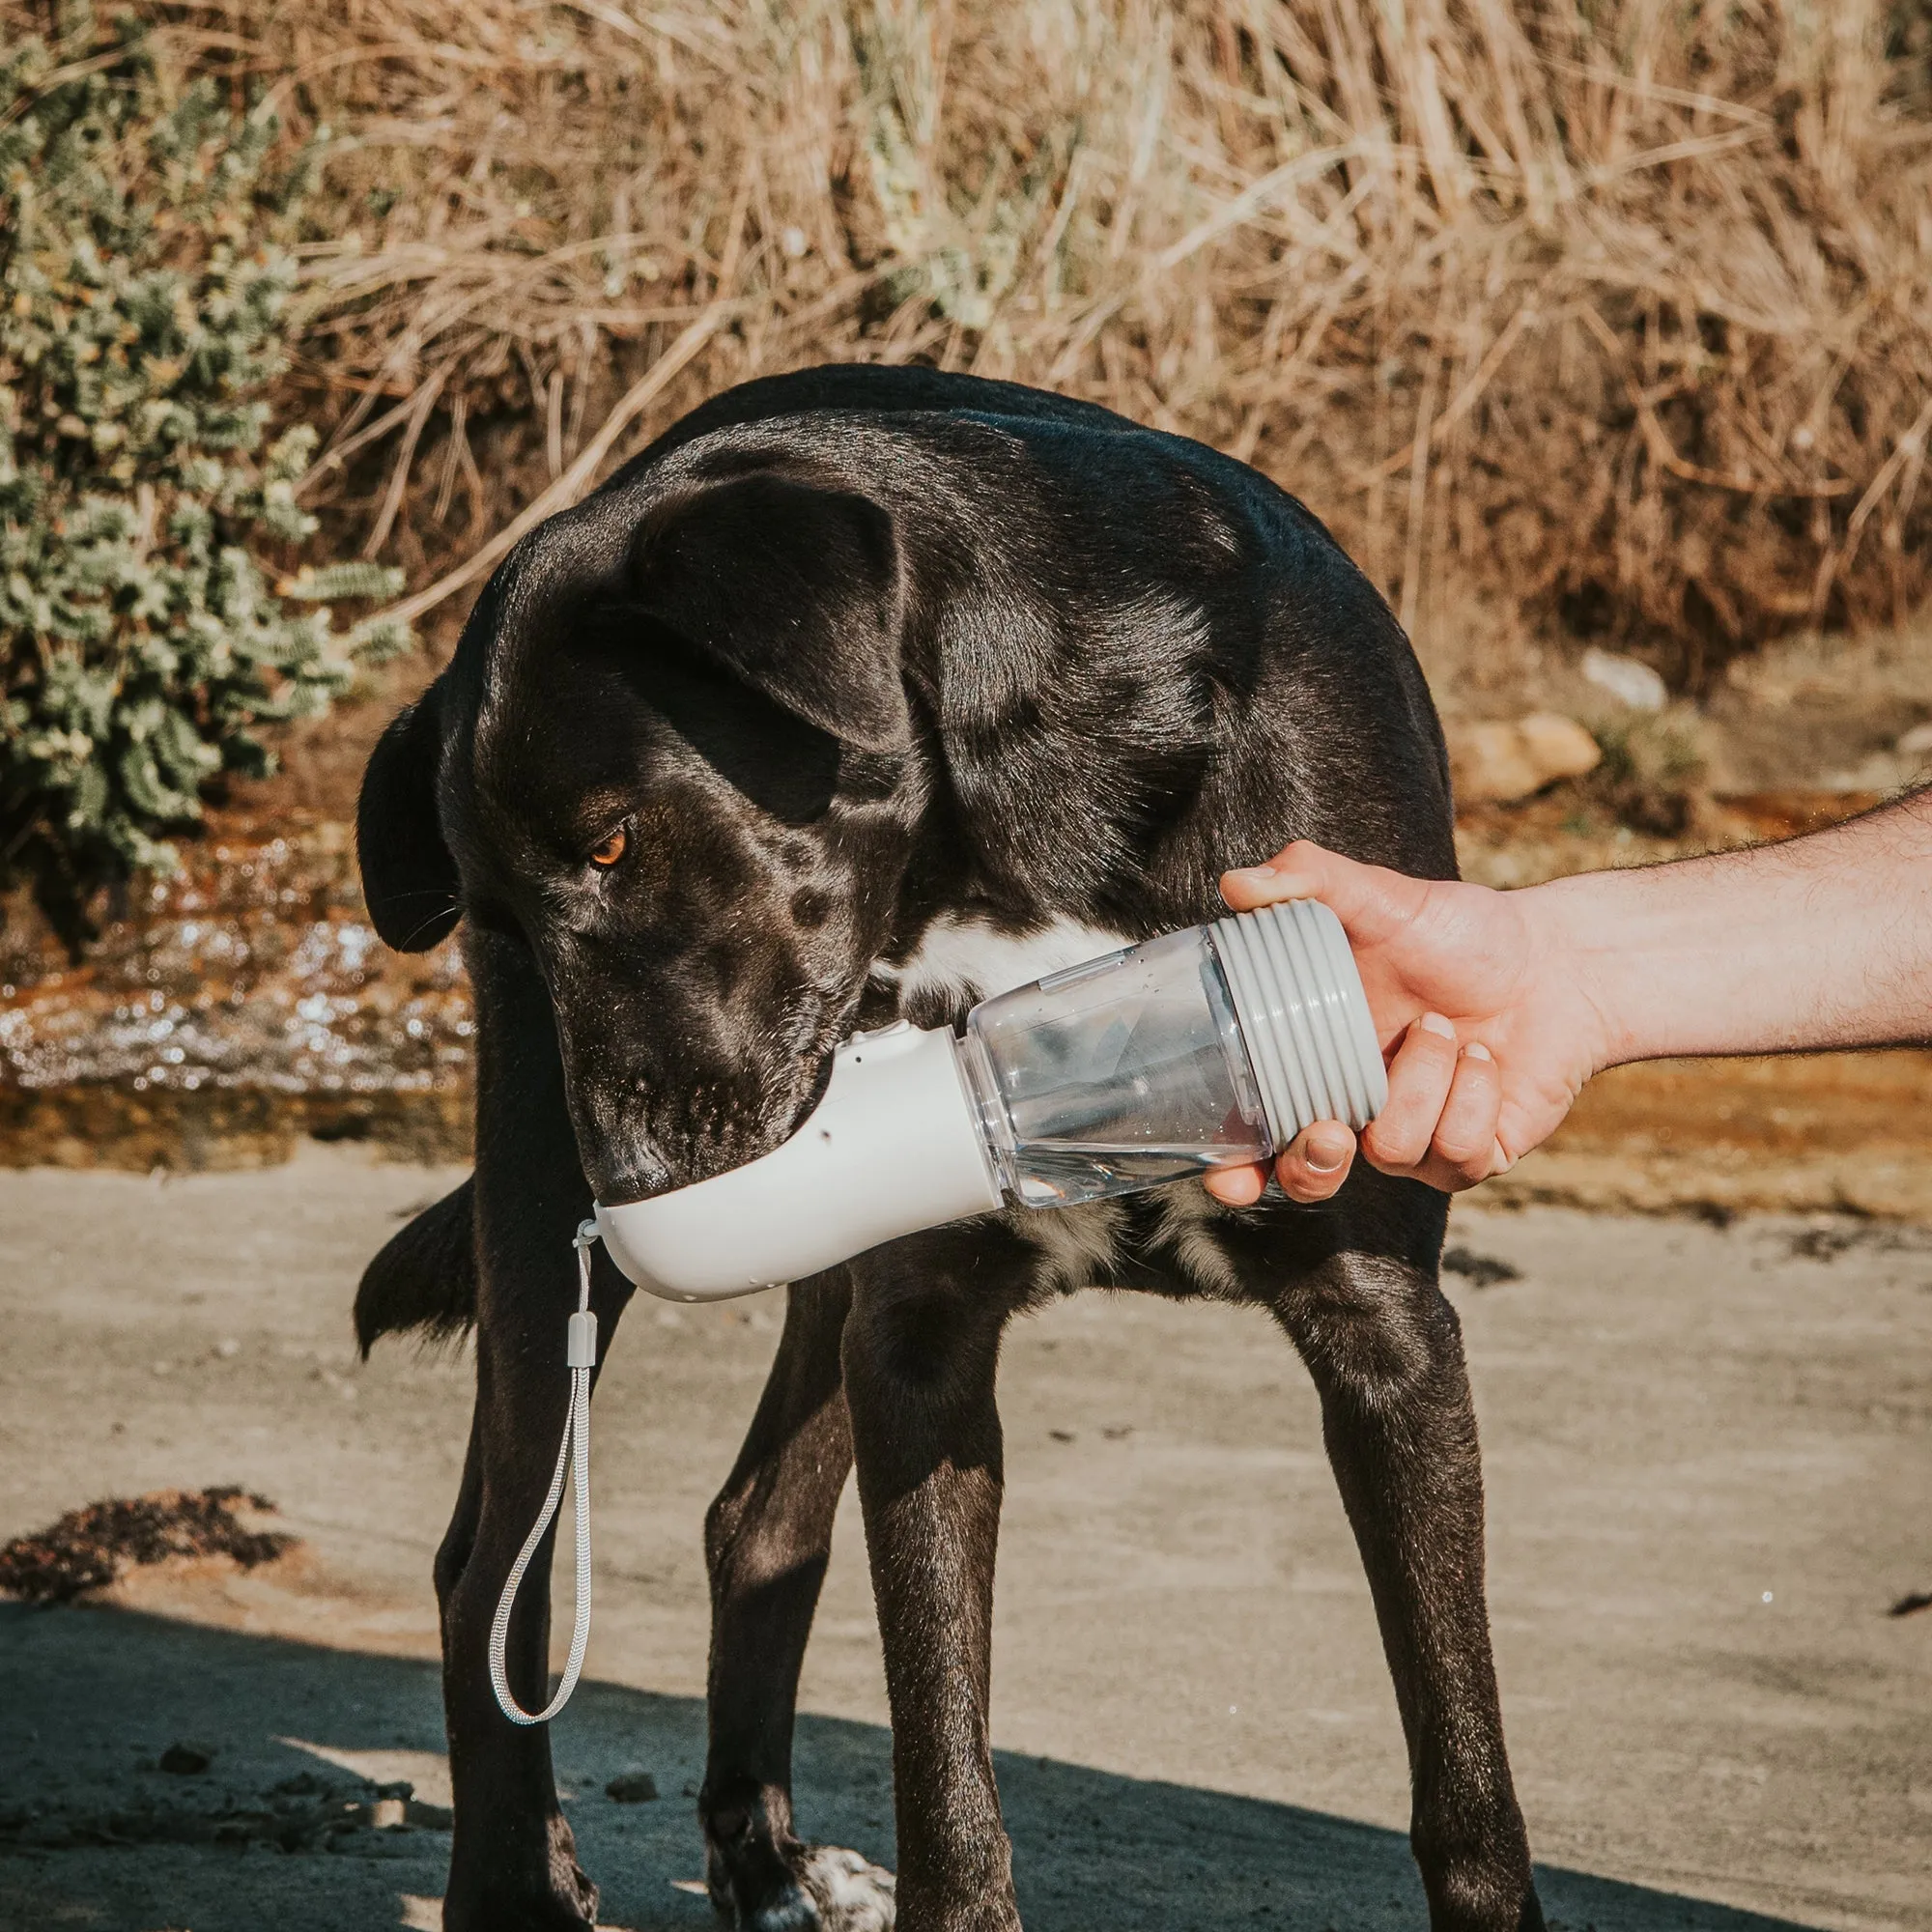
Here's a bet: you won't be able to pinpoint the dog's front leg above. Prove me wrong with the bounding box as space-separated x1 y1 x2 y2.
1271 1206 1543 1932
438 927 627 1931
843 1236 1032 1932
702 1269 897 1930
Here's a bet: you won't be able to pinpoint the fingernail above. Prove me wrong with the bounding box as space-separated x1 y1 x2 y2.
1417 1012 1457 1039
1230 864 1276 881
1304 1133 1350 1173
1463 1040 1492 1062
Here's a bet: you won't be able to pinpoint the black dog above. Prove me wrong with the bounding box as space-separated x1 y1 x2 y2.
355 365 1544 1932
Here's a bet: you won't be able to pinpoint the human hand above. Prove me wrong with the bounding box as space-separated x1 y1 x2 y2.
1204 841 1612 1204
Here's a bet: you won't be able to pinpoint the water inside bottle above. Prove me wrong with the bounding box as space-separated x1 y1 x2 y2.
962 923 1272 1208
1008 1139 1259 1207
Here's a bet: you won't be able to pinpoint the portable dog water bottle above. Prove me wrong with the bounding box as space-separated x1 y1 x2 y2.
596 900 1386 1301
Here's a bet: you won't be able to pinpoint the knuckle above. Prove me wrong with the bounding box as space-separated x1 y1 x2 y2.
1408 1027 1459 1065
1431 1121 1488 1167
1365 1117 1428 1166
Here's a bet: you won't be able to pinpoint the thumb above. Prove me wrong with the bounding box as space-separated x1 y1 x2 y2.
1218 839 1422 945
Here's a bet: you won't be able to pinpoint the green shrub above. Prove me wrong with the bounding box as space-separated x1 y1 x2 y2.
1586 711 1709 840
0 9 407 940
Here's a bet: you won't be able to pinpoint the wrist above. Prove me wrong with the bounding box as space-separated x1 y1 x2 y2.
1520 868 1646 1075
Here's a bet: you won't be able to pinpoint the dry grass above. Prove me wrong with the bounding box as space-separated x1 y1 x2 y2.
22 1 1932 686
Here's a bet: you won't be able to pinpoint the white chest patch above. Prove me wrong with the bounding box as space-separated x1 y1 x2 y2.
876 912 1134 1011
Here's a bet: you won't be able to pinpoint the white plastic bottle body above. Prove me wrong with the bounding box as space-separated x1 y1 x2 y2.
595 899 1385 1301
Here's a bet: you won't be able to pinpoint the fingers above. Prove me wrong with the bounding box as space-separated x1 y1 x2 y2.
1204 1020 1505 1208
1360 1015 1504 1194
1274 1122 1356 1202
1361 1012 1461 1168
1203 1122 1356 1207
1203 1161 1267 1207
1414 1041 1504 1191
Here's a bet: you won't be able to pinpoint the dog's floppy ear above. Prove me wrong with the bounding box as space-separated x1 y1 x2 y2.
357 684 462 952
630 471 908 752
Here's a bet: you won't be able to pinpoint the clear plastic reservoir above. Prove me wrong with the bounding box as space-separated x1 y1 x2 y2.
956 926 1271 1207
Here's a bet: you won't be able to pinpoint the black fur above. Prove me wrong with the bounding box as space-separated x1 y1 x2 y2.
355 366 1542 1932
359 689 462 953
355 1177 475 1354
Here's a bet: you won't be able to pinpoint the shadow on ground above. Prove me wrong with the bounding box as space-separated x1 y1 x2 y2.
0 1603 1823 1932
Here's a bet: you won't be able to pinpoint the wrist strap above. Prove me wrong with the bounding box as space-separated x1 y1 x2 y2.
488 1218 600 1727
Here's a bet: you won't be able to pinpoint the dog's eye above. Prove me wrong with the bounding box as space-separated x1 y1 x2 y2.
587 826 629 869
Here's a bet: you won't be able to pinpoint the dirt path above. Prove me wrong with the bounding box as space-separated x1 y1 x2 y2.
0 1148 1928 1931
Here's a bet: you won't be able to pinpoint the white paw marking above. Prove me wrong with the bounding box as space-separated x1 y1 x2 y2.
875 912 1131 1012
799 1845 896 1930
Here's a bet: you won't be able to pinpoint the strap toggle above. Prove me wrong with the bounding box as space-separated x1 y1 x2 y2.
565 1309 598 1370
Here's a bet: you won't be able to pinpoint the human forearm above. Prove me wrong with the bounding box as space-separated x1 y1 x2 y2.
1532 788 1932 1070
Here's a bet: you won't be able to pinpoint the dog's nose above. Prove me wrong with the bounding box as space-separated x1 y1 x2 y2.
579 1130 674 1209
591 1168 658 1209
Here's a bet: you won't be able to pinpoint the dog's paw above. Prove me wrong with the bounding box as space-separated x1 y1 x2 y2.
722 1845 895 1932
796 1847 895 1930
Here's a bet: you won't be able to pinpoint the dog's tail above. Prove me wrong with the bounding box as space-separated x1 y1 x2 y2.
355 1177 476 1356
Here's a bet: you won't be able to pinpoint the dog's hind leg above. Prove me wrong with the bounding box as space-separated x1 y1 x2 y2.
436 929 631 1932
1261 1180 1545 1932
701 1269 895 1930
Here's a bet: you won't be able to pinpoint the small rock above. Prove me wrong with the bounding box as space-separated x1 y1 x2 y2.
1581 646 1668 711
606 1771 659 1804
159 1742 213 1776
1520 713 1603 780
369 1796 410 1831
1450 714 1601 804
215 1337 241 1359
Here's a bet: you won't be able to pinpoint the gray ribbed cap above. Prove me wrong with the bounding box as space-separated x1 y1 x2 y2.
1208 899 1388 1149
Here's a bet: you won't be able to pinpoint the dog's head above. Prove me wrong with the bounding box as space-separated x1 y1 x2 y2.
357 457 924 1204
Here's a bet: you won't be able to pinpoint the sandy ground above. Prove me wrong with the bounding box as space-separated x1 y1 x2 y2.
0 1146 1928 1932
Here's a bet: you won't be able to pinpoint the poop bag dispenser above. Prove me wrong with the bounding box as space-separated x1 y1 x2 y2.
596 899 1387 1301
